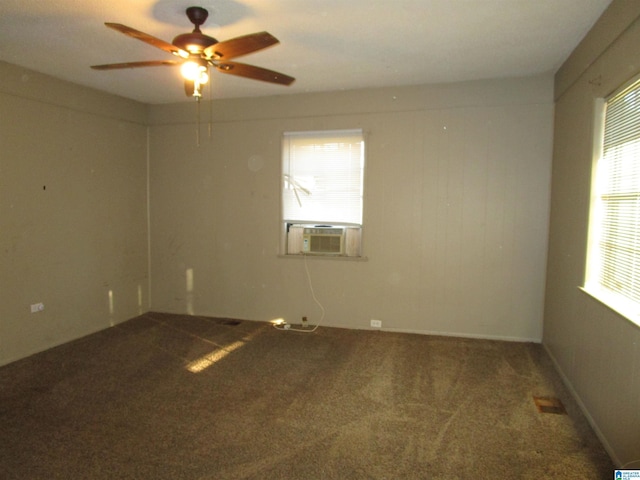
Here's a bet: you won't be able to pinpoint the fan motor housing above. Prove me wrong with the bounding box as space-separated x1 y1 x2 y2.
173 32 217 54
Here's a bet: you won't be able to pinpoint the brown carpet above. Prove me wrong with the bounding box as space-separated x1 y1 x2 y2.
0 312 614 479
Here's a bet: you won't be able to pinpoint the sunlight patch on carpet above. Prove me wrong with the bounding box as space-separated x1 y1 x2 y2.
185 328 264 373
186 341 246 373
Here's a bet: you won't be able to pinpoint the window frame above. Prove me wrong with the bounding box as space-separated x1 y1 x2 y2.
280 129 366 258
584 76 640 327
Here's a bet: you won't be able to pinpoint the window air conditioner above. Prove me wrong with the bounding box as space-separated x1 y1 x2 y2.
302 226 345 255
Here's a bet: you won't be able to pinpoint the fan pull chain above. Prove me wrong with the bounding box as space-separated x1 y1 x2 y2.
208 71 213 141
196 95 201 147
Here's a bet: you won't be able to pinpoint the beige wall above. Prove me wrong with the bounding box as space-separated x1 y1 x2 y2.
0 62 149 365
148 75 553 342
4 1 637 464
545 0 640 468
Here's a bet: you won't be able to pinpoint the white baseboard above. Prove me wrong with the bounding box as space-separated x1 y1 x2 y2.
542 343 621 467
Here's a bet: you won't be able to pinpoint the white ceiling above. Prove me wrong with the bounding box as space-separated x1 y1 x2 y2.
0 0 612 105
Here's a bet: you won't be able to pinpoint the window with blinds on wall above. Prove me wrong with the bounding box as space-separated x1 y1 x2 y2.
585 76 640 326
281 129 365 257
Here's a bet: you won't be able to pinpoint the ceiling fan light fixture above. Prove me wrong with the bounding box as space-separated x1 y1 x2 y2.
181 58 208 81
172 49 190 59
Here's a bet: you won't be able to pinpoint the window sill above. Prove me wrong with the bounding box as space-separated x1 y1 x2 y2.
579 286 640 328
278 254 368 262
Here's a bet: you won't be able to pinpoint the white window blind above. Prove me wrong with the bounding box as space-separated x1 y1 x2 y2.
282 129 364 225
587 78 640 320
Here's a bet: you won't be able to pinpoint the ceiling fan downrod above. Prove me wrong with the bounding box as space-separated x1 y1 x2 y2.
173 7 217 54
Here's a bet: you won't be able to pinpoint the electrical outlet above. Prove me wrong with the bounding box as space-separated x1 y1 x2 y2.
370 319 382 328
30 303 44 313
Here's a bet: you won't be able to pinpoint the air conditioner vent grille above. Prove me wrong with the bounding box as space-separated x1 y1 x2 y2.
287 224 361 257
302 226 345 255
310 234 342 253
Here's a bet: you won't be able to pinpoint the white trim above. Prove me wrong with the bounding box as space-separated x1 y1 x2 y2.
542 343 622 467
338 325 541 343
579 286 640 328
146 127 152 310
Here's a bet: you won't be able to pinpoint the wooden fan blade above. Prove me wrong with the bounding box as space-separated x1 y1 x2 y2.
91 60 181 70
203 31 279 60
216 61 295 86
105 23 188 58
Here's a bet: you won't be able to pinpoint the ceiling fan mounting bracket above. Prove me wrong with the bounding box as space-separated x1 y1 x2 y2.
186 7 209 30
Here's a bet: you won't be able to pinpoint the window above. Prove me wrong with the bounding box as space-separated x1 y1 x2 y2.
282 129 365 257
585 77 640 325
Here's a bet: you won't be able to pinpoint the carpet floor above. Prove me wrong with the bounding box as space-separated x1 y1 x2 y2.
0 312 614 479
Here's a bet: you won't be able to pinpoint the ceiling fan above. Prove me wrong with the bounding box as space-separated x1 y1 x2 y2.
91 6 295 98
